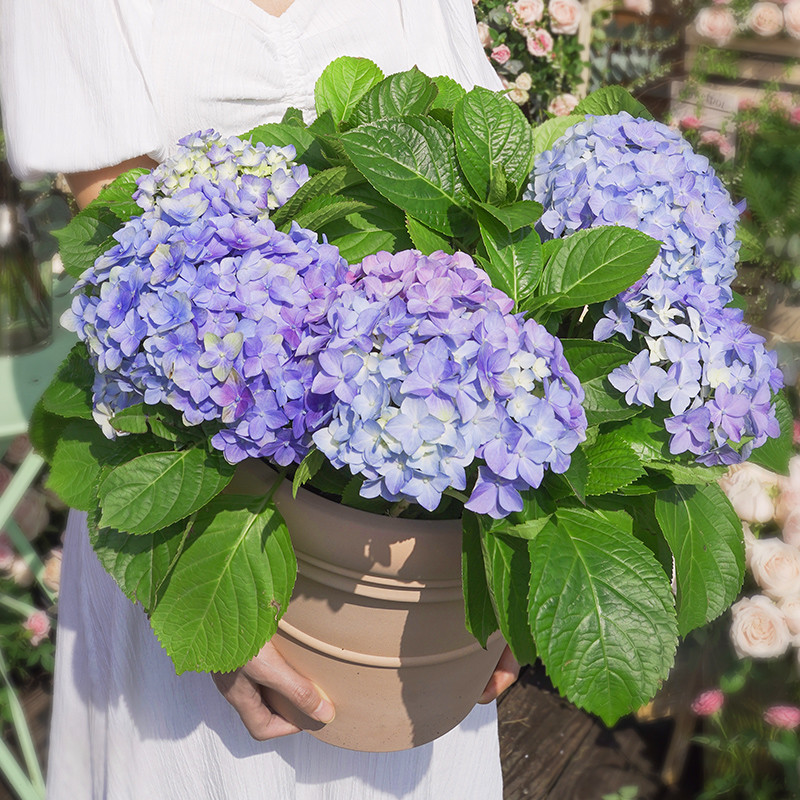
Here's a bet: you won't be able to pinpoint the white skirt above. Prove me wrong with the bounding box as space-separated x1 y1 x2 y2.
46 511 503 800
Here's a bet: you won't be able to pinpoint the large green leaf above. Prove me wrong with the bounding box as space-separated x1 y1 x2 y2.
98 448 235 535
477 212 542 306
92 168 149 221
149 494 296 672
314 56 384 125
269 166 362 228
539 226 660 310
341 116 471 236
574 87 653 120
90 519 191 611
747 391 793 475
28 400 70 463
453 86 534 199
462 512 500 647
529 507 677 726
604 414 670 463
405 215 453 255
431 75 466 110
532 114 584 155
292 196 371 231
480 526 538 665
584 432 646 496
39 344 93 420
350 68 438 127
473 200 543 232
655 484 745 637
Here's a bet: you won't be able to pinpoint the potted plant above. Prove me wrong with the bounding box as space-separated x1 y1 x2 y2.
30 57 792 750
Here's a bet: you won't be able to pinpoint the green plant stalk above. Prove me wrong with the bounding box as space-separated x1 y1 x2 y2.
0 595 38 618
0 648 45 797
0 738 42 800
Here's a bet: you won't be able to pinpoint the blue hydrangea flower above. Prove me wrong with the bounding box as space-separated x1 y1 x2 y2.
311 250 587 518
528 112 782 465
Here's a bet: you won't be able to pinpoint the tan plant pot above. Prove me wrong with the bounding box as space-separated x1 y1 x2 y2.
234 460 506 752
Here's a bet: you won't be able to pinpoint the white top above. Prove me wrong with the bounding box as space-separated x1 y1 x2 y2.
0 0 501 179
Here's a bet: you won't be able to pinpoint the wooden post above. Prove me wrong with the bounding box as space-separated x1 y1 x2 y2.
577 0 602 97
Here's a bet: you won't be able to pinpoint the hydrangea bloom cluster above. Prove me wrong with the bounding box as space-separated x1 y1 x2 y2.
64 134 352 466
311 250 587 518
133 129 309 213
529 112 782 465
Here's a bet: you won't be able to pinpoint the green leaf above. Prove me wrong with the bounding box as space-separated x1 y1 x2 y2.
584 432 646 496
480 527 538 665
476 211 542 306
314 56 384 125
453 86 534 199
532 114 584 155
91 519 191 611
244 122 328 172
40 344 94 419
405 215 453 255
98 448 235 535
350 67 438 126
269 166 362 228
492 517 553 541
149 495 296 672
529 507 677 726
473 200 543 232
574 87 653 120
281 106 305 126
539 226 660 310
747 391 793 475
553 446 588 503
91 168 148 221
28 400 70 463
648 461 725 487
462 512 500 647
292 196 371 231
292 449 325 499
431 75 466 110
340 476 388 514
341 116 471 236
110 405 149 435
604 414 670 463
655 484 745 637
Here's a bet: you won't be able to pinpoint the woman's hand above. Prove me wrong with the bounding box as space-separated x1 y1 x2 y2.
66 155 158 210
211 640 335 741
477 645 520 704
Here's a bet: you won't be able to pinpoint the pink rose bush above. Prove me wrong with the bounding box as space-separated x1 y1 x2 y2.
491 44 512 63
547 0 582 35
692 689 726 716
526 28 554 57
22 610 51 647
547 92 579 116
694 0 800 40
694 6 737 45
747 2 785 36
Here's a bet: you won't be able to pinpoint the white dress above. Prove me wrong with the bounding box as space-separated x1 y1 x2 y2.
0 2 505 798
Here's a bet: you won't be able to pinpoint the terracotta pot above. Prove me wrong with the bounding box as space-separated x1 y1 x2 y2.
234 460 506 752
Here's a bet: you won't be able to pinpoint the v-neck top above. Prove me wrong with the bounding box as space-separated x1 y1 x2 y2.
0 0 500 179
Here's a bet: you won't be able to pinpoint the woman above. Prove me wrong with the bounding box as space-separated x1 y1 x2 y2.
0 1 519 797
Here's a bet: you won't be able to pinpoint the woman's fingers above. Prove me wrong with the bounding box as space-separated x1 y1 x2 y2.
478 644 521 704
212 641 336 741
243 642 336 724
211 669 302 740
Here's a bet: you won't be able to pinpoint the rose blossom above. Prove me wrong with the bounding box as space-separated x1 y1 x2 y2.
694 7 737 45
691 689 725 716
508 86 530 105
699 130 734 158
491 44 512 64
477 21 493 48
777 595 800 635
775 455 800 525
786 0 800 39
10 557 34 587
782 510 800 547
547 0 582 34
43 548 62 594
515 71 533 91
747 2 784 36
526 28 554 56
763 705 800 729
738 97 757 112
23 610 50 647
719 462 779 524
730 595 792 659
548 93 579 116
623 0 652 13
679 115 702 130
513 0 544 24
748 536 800 600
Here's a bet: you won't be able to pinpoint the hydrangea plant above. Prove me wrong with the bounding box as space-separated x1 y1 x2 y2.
34 61 792 727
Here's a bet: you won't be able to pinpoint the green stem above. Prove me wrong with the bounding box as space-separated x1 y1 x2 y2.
0 595 38 618
0 738 42 800
443 487 469 504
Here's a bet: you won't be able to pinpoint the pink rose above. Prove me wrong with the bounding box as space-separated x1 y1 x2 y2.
547 0 582 35
623 0 652 13
23 610 50 647
748 536 800 600
691 689 725 716
491 44 512 64
699 130 734 158
477 22 493 48
782 509 800 547
513 0 544 24
792 107 800 125
679 115 702 130
777 595 800 635
694 7 737 45
730 595 792 659
548 93 579 116
526 28 554 56
738 98 757 112
719 462 779 524
785 1 800 39
763 705 800 729
747 2 784 36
